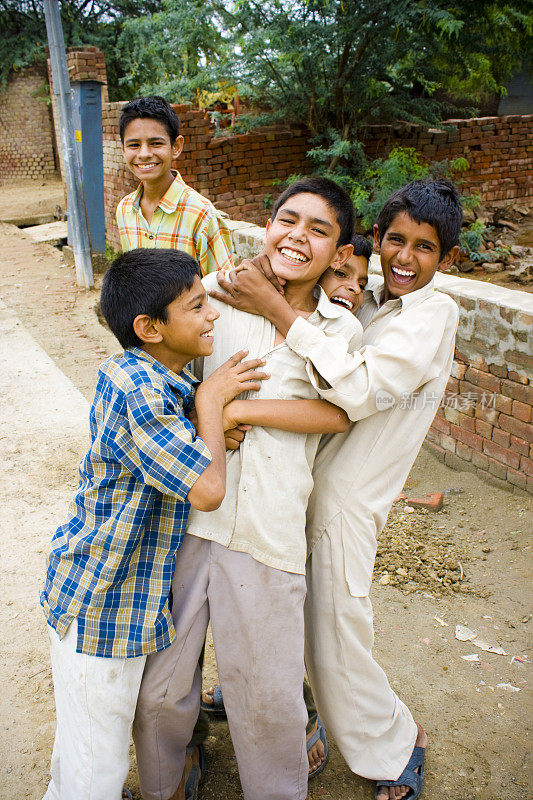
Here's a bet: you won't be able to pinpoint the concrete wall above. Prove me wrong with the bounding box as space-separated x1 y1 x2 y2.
229 222 533 493
0 68 57 184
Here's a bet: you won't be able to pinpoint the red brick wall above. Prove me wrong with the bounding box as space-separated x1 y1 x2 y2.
362 116 533 204
422 286 533 494
0 67 57 184
103 100 311 250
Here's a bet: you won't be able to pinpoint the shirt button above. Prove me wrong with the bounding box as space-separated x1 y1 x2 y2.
148 234 154 240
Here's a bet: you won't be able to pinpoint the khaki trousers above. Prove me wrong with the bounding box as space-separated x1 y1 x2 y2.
134 534 309 800
305 524 417 781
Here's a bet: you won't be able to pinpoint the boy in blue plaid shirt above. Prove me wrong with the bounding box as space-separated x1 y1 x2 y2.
40 248 267 800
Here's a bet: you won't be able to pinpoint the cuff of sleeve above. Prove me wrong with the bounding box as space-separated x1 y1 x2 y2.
285 315 323 357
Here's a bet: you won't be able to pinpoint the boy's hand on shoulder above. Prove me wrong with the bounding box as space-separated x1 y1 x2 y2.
196 350 269 409
209 258 285 317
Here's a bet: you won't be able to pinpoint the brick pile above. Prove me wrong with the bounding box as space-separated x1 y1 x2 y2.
0 67 57 184
363 116 533 204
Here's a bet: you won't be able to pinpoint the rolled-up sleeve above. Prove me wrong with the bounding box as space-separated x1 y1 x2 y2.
121 386 211 500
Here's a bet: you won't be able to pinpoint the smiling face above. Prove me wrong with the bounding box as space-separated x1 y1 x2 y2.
318 254 369 314
136 276 219 373
121 117 184 187
374 212 458 301
264 193 352 293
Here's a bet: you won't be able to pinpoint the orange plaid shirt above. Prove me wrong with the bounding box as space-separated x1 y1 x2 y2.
116 171 234 275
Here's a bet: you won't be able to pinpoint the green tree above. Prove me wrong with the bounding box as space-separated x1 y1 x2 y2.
0 0 161 98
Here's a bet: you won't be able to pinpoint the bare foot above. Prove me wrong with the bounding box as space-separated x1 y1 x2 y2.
307 719 327 776
201 685 216 706
376 723 427 800
166 747 202 800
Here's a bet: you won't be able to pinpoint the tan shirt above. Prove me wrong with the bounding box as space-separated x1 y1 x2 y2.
285 279 459 595
187 272 362 574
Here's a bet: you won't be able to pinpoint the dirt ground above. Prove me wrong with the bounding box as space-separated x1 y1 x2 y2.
0 182 531 800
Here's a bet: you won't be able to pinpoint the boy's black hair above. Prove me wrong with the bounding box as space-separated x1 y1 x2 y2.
100 249 200 349
119 96 180 144
271 176 355 247
351 234 372 261
375 178 462 256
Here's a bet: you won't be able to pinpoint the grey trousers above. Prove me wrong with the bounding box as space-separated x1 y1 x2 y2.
133 534 309 800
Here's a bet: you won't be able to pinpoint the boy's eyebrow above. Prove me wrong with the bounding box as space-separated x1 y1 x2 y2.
184 290 206 308
279 207 334 230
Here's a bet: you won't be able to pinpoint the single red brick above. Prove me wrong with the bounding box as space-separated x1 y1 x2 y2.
446 377 459 394
465 367 501 393
407 492 444 511
494 394 513 414
510 435 530 457
475 416 494 439
456 442 473 462
520 456 533 477
506 468 527 489
482 438 521 469
499 414 533 443
508 370 529 385
489 363 508 379
450 424 483 450
512 400 532 423
472 450 489 470
492 428 511 448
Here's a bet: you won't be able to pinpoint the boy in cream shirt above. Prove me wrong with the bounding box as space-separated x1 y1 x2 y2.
212 178 462 800
133 177 362 800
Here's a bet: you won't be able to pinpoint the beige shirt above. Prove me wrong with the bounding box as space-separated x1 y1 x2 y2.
187 272 362 574
285 279 459 595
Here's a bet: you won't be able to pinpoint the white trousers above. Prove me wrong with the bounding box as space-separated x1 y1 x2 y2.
43 619 146 800
304 524 417 781
134 534 309 800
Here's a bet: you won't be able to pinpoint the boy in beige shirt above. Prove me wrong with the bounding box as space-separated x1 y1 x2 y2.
212 178 462 800
133 177 362 800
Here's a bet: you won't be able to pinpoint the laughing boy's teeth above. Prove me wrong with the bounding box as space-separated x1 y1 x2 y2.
330 296 353 310
200 331 213 338
136 164 157 170
392 267 415 277
280 247 309 262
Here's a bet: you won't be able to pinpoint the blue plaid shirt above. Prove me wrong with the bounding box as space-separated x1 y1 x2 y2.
41 348 211 658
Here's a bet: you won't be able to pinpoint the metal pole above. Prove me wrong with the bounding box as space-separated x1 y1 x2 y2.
44 0 94 289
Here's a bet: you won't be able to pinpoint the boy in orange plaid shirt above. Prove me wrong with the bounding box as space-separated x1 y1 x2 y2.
116 96 233 275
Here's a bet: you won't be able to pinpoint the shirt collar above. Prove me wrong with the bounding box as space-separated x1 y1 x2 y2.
369 276 437 311
127 346 199 397
131 171 186 215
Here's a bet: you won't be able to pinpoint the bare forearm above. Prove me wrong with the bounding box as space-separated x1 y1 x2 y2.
187 399 227 511
229 399 350 433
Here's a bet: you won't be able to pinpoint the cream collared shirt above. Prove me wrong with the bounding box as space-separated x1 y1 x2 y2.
186 272 363 574
285 278 459 595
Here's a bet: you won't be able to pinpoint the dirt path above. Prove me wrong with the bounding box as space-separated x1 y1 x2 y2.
0 217 531 800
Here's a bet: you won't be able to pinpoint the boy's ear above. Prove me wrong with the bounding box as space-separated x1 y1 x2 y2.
133 314 164 345
330 242 354 269
372 224 381 253
439 245 459 271
172 135 185 160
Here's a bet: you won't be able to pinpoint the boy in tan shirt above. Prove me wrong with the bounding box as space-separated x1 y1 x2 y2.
211 178 462 800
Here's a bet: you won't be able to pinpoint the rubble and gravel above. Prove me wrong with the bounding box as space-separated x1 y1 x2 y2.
374 503 489 598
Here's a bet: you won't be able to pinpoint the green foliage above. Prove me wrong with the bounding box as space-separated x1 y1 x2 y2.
346 147 477 230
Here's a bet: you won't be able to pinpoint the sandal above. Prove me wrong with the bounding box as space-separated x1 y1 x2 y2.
375 745 425 799
200 684 227 719
307 716 328 779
